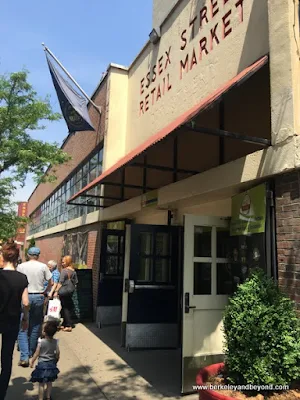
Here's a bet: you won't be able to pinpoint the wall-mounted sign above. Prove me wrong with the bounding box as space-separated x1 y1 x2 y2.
139 0 245 117
141 190 158 208
17 202 28 218
230 184 266 236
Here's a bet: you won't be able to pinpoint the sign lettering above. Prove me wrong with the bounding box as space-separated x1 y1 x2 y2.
139 0 245 116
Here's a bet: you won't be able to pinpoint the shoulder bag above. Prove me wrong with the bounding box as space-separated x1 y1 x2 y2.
58 270 75 297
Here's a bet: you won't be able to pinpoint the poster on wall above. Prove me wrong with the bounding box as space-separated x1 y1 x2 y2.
228 184 267 291
230 184 266 236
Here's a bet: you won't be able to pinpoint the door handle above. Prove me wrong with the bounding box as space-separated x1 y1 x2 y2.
124 279 135 293
184 292 196 313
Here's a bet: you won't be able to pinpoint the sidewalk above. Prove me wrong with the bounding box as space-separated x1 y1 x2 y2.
7 323 199 400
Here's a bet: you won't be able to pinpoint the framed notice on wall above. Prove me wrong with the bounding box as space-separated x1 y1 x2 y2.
230 184 266 236
228 184 267 289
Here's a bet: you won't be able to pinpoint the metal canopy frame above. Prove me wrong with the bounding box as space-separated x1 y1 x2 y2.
69 116 271 208
183 121 271 147
68 195 106 208
68 57 271 208
68 134 199 208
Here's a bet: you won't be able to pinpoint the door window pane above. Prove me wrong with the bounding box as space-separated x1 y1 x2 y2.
140 232 152 256
107 235 119 254
118 257 124 274
217 263 233 294
217 228 230 258
119 236 124 255
194 227 211 257
156 232 169 256
155 259 171 283
194 263 211 294
138 258 153 281
105 256 118 274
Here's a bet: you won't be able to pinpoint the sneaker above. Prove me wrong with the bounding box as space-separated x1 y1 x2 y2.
18 360 29 367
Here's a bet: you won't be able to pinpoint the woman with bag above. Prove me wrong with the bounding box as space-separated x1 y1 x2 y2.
53 256 78 332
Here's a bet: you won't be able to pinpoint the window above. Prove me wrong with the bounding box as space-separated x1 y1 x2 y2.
137 231 172 284
193 225 232 296
29 147 104 235
105 234 124 275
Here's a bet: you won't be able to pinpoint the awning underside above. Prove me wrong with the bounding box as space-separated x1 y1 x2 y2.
68 55 270 209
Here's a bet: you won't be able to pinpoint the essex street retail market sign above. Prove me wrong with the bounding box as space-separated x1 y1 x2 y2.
139 0 244 116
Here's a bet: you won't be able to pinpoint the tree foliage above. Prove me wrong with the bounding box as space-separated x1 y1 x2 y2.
25 237 36 261
0 70 71 240
0 70 70 184
0 178 23 241
223 268 300 387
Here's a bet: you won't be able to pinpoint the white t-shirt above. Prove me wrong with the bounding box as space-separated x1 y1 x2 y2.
17 261 52 293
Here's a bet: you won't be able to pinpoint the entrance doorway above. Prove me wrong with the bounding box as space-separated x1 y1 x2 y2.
181 215 230 393
97 229 125 327
96 216 232 396
122 224 182 350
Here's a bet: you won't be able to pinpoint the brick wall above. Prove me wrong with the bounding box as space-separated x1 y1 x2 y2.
34 234 64 265
275 171 300 312
31 223 102 318
89 226 103 317
27 78 108 216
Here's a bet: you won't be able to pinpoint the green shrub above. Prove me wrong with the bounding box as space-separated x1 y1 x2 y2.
223 268 300 386
24 237 36 260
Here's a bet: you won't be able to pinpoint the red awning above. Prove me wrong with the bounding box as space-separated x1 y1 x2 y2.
68 55 268 204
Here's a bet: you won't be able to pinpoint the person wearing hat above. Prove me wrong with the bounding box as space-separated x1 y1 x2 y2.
17 247 53 367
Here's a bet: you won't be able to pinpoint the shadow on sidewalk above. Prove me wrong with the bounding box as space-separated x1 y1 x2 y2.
51 365 105 399
52 365 154 400
8 366 104 400
84 323 182 398
6 377 34 399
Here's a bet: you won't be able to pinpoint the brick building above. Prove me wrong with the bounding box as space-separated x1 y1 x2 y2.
26 0 300 394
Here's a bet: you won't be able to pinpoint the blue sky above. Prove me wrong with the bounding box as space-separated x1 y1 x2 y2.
0 0 152 202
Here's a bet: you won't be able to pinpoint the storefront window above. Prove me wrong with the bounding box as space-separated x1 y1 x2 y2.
29 147 103 235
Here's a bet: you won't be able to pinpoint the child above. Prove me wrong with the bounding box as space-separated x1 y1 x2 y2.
30 321 60 400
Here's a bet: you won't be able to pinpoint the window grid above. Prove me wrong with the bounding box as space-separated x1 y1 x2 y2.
29 148 103 235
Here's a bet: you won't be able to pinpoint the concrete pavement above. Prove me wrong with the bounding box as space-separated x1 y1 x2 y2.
6 323 199 400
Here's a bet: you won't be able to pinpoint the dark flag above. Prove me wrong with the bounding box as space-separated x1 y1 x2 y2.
46 53 95 133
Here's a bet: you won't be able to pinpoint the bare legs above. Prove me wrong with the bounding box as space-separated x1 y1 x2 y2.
46 382 52 399
38 382 52 399
38 383 44 400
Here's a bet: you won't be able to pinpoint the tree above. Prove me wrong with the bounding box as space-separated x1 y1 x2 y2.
25 237 36 261
0 70 71 240
0 70 70 183
0 178 22 240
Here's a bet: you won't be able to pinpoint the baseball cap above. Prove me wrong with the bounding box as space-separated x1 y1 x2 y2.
27 247 41 256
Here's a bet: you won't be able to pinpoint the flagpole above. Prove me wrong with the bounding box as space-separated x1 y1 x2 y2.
42 43 101 115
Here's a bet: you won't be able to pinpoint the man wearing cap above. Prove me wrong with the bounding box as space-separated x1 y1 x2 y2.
17 247 52 367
